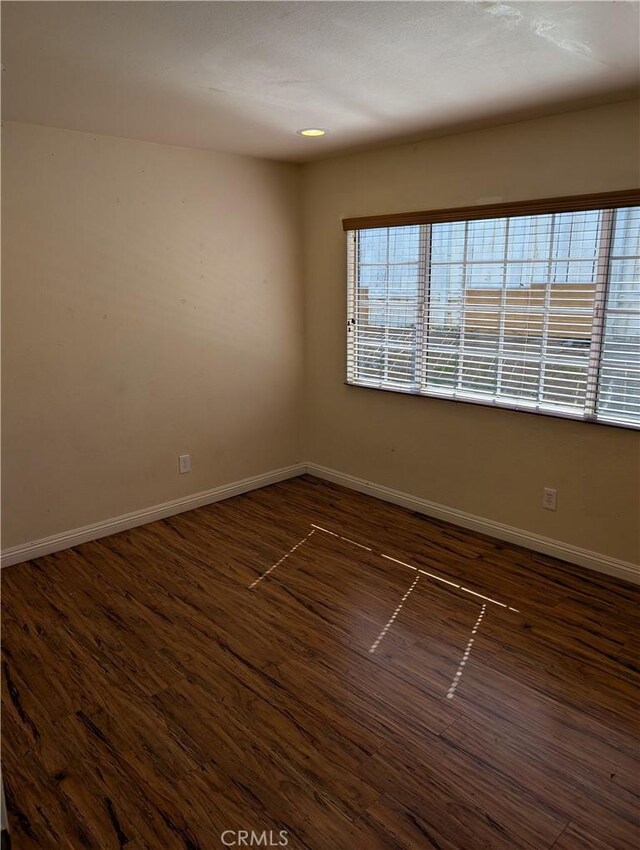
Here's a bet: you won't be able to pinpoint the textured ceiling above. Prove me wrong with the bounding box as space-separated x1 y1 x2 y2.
2 1 639 162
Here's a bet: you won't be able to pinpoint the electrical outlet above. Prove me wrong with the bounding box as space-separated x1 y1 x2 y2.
179 454 191 474
542 487 557 511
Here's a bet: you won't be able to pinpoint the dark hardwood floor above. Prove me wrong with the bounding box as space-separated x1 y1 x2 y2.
2 474 639 849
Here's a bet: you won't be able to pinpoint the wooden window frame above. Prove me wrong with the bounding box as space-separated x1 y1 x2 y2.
344 189 640 431
342 189 640 231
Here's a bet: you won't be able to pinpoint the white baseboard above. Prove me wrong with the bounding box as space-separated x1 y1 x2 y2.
3 460 638 585
0 463 306 568
306 463 640 586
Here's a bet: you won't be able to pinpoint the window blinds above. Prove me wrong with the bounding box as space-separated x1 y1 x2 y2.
346 204 640 428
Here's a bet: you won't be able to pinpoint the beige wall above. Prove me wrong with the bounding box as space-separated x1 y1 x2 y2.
2 122 303 548
302 99 640 565
3 102 639 565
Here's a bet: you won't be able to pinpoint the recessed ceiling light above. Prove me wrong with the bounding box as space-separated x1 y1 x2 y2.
297 128 327 137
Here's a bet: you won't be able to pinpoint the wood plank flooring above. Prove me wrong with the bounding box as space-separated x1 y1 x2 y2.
2 474 639 849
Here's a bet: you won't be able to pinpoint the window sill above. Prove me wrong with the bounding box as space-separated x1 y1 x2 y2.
344 380 640 432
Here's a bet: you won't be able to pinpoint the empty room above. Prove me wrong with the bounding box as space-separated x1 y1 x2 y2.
1 1 639 848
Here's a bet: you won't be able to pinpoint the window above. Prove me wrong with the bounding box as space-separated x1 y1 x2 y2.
345 193 640 428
